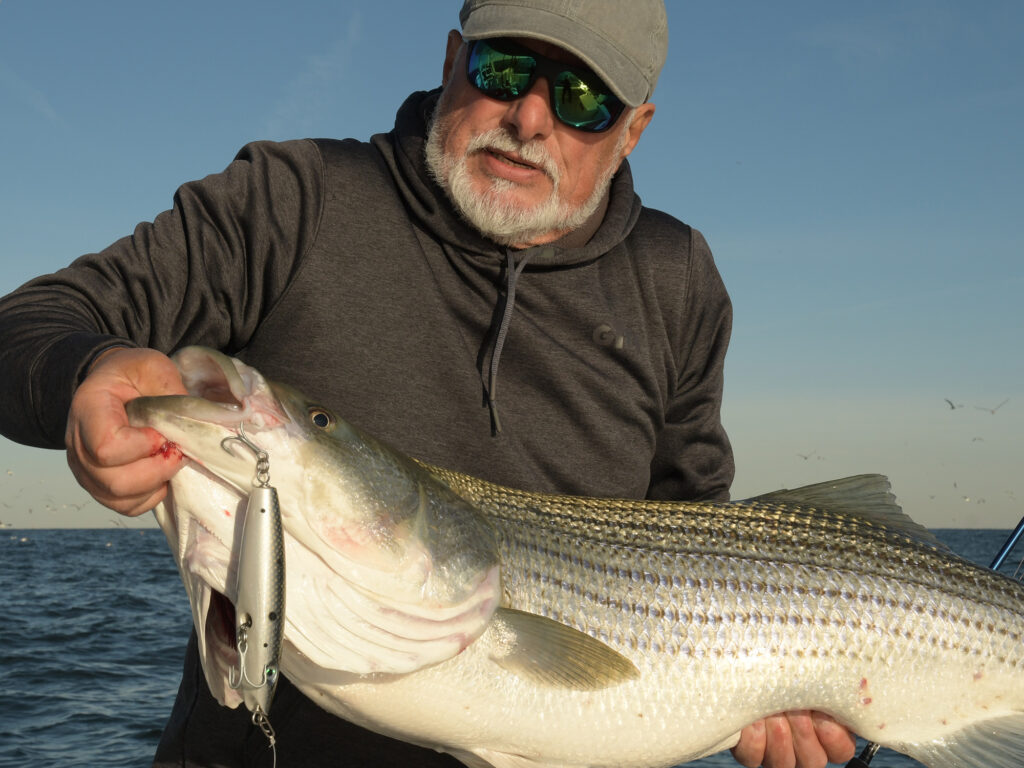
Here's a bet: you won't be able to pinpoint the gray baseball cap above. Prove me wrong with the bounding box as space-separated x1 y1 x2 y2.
458 0 668 107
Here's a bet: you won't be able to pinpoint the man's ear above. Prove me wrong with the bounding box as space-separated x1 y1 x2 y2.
618 103 656 161
442 29 464 87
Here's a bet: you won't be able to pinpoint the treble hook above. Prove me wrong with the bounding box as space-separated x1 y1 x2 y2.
221 424 271 488
228 615 271 690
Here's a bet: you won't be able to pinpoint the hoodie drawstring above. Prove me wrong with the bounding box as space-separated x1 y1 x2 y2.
487 248 535 434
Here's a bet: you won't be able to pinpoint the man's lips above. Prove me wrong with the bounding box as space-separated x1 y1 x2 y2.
478 148 550 183
487 148 539 170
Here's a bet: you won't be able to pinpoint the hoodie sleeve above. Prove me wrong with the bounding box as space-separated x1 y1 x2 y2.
646 227 735 502
0 139 325 448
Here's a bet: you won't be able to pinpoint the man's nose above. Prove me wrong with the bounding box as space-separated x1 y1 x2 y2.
500 77 556 142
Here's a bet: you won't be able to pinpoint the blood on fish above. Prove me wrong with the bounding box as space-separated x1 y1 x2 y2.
859 678 872 705
151 441 183 460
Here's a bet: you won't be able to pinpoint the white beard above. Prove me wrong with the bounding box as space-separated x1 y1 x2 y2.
425 92 630 247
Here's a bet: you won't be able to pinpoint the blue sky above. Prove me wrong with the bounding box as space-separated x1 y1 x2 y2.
1 1 1021 529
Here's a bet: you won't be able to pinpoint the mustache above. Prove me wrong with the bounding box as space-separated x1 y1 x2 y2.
465 128 560 185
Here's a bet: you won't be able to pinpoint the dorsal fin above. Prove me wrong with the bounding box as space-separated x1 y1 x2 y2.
750 474 949 551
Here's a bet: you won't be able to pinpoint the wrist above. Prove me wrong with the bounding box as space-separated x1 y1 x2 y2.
81 344 136 382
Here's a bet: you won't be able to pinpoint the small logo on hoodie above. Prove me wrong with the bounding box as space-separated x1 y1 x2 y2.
593 323 625 351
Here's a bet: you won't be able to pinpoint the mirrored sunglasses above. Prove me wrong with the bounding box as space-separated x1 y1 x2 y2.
466 38 626 133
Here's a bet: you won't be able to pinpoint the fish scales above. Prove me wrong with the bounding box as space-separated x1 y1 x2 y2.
495 522 1020 665
128 347 1024 768
431 465 1024 624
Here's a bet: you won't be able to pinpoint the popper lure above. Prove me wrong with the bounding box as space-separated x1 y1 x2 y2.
222 426 285 754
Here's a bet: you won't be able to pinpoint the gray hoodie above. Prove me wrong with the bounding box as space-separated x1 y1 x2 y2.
0 89 733 765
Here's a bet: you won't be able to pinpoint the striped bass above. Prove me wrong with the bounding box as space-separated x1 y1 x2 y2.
127 346 1024 768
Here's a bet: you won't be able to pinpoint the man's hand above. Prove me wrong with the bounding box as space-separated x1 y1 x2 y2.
65 347 189 516
732 711 856 768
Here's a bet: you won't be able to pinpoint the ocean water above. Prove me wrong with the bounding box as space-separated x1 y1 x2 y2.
0 527 1019 768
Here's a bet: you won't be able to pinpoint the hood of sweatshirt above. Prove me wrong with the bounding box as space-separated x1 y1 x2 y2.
369 89 645 433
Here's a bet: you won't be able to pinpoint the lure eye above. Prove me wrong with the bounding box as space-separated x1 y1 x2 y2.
308 408 334 430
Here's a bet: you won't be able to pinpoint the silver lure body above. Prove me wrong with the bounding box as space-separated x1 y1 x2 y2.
230 483 286 715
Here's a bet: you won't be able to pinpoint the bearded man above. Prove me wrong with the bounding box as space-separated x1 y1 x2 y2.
0 1 855 766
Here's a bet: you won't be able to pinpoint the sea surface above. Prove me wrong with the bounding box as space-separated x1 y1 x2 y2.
0 527 1019 768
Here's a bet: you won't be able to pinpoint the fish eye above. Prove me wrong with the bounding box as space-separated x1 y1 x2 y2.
308 408 334 430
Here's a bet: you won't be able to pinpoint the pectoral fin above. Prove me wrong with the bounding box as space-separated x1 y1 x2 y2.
489 607 638 690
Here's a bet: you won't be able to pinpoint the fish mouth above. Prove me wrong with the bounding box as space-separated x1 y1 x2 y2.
130 345 288 427
127 347 291 492
176 346 257 411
